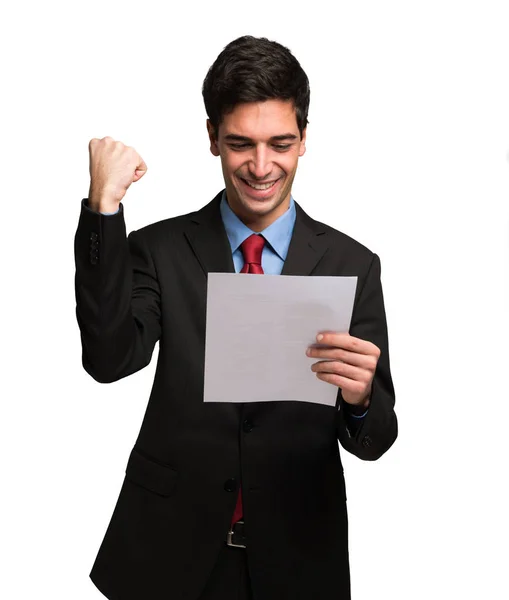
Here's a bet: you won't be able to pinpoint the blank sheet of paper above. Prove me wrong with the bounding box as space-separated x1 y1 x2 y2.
203 273 358 407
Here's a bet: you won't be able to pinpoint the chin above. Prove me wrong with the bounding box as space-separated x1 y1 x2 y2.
244 195 285 217
242 193 279 208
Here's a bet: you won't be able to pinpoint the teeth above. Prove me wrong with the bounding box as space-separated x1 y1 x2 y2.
244 179 278 190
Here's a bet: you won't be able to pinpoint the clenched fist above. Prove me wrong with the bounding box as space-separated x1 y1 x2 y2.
88 136 147 213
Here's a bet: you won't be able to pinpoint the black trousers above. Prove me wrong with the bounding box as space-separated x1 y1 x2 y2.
198 544 253 600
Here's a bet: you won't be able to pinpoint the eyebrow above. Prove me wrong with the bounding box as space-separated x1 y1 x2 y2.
224 133 299 142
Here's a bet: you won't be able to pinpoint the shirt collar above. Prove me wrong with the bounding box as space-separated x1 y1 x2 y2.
219 190 296 261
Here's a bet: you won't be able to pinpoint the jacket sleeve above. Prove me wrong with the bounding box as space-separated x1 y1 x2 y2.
74 199 162 383
336 253 398 460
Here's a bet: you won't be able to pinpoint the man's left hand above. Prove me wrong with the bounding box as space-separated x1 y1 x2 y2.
306 332 380 408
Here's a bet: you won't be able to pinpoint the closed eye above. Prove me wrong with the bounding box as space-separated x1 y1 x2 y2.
228 143 293 151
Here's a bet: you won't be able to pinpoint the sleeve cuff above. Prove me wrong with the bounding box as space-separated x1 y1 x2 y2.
82 198 120 215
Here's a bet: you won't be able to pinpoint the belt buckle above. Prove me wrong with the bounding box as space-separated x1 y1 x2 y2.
226 520 247 548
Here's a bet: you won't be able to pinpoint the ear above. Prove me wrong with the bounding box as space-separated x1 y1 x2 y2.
298 127 307 157
207 119 220 156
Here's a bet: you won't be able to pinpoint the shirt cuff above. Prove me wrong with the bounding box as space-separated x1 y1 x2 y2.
342 399 369 419
348 409 369 419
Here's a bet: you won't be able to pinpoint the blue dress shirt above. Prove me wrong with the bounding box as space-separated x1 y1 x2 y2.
219 190 295 274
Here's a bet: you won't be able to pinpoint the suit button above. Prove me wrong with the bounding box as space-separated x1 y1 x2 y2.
224 478 237 492
361 436 372 448
242 419 253 433
90 232 98 241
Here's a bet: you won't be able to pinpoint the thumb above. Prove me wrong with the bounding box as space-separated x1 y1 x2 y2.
133 169 146 183
132 156 148 183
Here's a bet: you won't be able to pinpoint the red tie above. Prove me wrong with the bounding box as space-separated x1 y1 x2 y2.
231 234 266 526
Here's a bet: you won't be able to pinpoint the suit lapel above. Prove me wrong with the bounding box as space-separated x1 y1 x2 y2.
184 191 235 276
281 201 329 276
184 190 329 277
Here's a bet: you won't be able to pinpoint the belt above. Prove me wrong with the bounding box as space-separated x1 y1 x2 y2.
226 520 247 548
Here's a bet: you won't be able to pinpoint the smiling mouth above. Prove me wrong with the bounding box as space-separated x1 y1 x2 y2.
241 178 280 191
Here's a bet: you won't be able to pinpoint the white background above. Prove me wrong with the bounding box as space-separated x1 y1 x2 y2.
1 1 508 598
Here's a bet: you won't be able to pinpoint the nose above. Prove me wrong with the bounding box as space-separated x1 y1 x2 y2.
248 145 272 180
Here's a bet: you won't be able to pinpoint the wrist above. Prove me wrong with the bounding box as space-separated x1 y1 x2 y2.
343 391 371 415
88 183 120 213
87 197 119 214
344 401 369 416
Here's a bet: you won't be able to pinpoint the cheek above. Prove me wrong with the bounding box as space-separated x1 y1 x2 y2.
222 154 244 175
279 155 299 175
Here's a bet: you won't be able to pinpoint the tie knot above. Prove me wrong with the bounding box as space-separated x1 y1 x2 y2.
240 234 265 266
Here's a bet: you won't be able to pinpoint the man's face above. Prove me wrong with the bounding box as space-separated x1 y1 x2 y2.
207 99 306 232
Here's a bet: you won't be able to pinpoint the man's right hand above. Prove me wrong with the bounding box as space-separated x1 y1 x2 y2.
88 136 148 213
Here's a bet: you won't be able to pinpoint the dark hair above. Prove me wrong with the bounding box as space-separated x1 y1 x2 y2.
202 35 310 139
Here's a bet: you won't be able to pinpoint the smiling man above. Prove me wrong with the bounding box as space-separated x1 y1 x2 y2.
208 100 305 231
74 35 397 600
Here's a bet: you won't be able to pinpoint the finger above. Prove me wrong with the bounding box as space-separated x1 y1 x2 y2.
307 346 378 369
312 360 372 383
138 156 148 173
316 332 380 358
315 372 368 396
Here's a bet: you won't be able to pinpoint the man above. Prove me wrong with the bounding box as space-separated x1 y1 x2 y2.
74 35 397 600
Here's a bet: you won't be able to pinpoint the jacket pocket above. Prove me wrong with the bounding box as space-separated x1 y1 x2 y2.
125 447 178 497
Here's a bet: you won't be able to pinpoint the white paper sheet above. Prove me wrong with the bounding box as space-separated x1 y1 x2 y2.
203 273 358 407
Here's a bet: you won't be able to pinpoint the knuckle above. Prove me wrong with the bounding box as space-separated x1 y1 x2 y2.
334 349 345 360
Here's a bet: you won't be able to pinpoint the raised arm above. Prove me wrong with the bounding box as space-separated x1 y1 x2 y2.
74 137 161 383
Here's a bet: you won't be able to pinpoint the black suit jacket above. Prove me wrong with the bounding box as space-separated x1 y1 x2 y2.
74 190 397 600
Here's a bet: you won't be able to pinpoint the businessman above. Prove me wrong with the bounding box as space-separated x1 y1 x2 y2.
74 35 397 600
